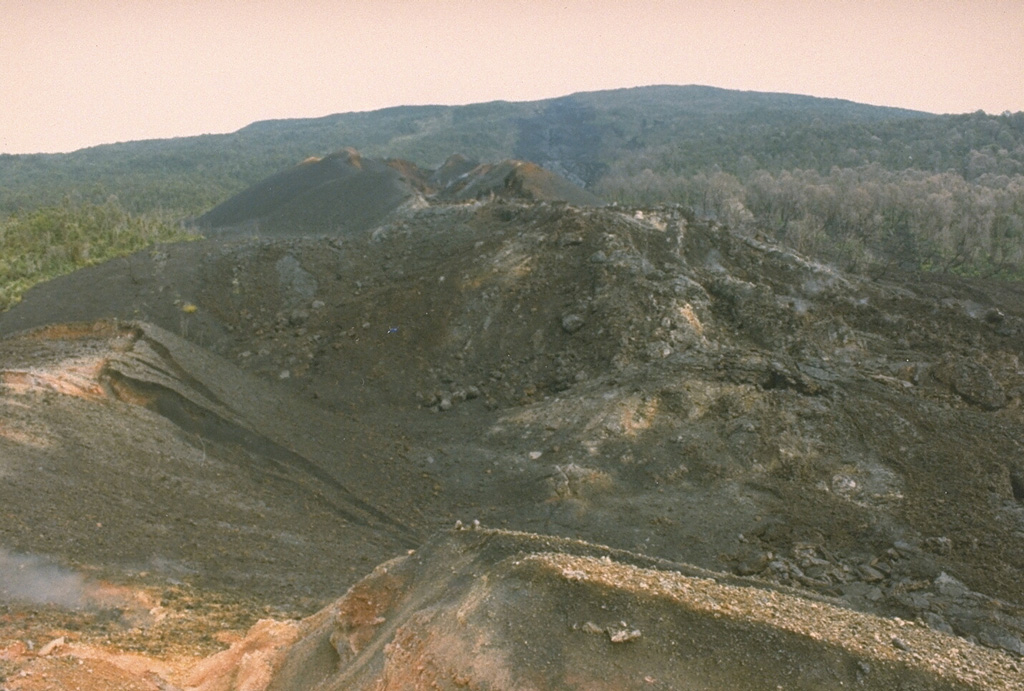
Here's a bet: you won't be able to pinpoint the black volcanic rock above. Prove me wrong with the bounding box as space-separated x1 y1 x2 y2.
3 201 1024 684
194 148 420 236
193 150 600 237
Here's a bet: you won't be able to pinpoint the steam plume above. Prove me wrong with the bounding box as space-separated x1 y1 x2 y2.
0 548 88 608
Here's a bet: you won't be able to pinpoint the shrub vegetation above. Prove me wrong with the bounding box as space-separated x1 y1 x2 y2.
0 198 197 310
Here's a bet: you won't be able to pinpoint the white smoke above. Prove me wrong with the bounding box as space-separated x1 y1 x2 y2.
0 548 89 608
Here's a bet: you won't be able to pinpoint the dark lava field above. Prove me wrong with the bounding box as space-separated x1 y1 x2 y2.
1 153 1023 689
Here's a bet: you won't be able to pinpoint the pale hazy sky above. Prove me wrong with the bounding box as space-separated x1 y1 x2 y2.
2 0 1023 154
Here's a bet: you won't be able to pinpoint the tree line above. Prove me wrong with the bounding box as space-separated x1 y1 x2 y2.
596 164 1024 279
0 198 196 310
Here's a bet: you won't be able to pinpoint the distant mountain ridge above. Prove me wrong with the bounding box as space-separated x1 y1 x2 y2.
3 84 1023 292
0 85 943 215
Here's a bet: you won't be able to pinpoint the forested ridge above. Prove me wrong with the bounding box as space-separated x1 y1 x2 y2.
0 86 967 216
598 110 1024 277
2 86 1022 309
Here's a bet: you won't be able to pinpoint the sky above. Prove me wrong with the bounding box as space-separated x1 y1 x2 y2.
2 0 1023 154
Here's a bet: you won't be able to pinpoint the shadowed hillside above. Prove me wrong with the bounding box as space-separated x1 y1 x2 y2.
194 149 421 236
194 150 602 235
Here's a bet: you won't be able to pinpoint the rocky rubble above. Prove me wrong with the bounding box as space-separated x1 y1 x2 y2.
1 198 1023 687
180 530 1024 690
731 539 1024 656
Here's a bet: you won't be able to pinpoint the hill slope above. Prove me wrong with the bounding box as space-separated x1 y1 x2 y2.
2 200 1023 684
194 148 421 235
194 150 601 235
189 529 1024 690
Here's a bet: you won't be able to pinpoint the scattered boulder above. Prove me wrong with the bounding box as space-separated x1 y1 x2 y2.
932 355 1007 410
561 312 586 333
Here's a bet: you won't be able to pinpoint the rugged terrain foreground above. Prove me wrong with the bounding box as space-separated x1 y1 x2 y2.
1 199 1023 688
